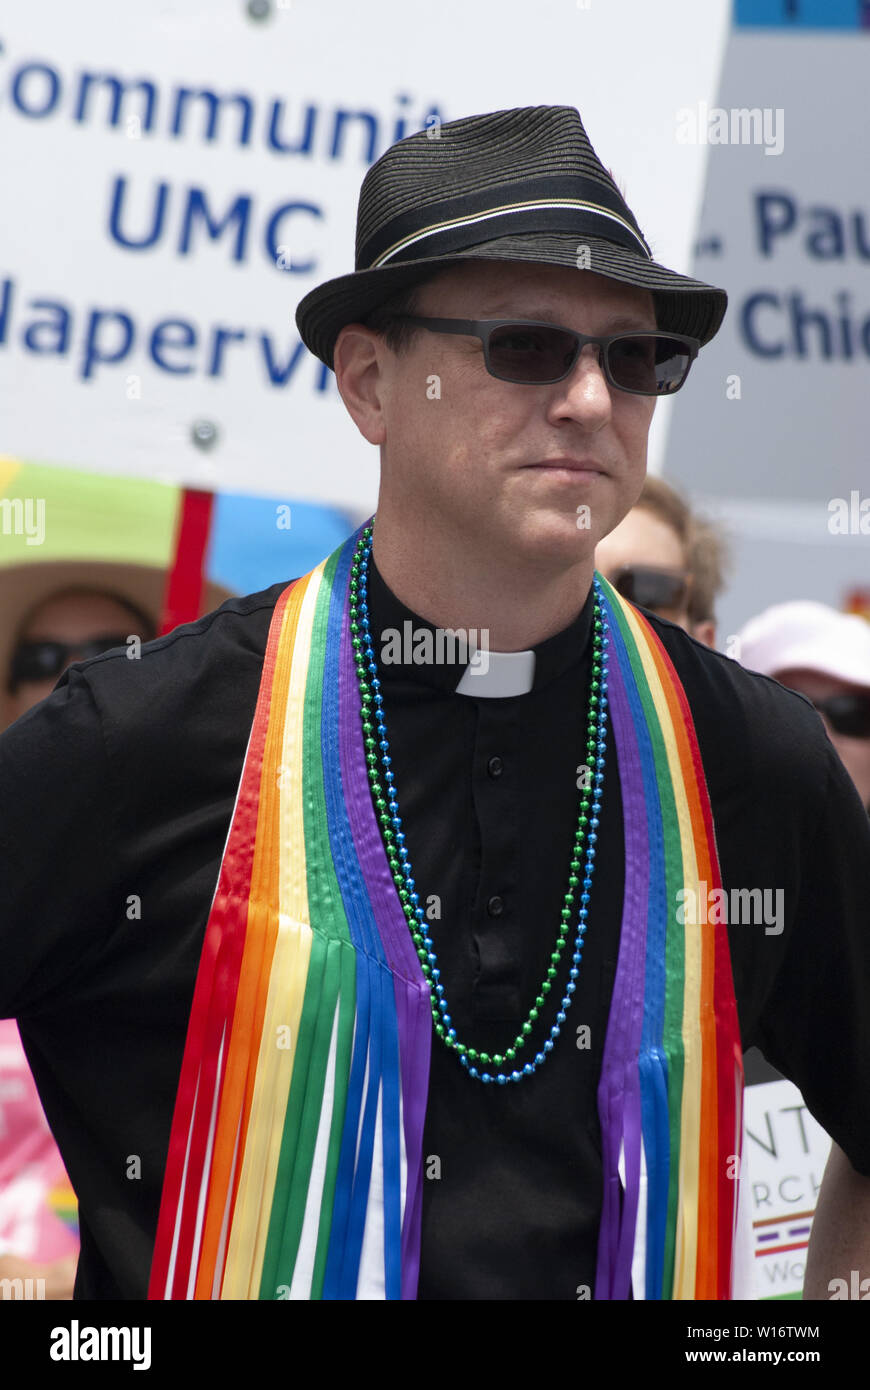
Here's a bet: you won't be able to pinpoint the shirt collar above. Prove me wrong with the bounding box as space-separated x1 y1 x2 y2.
366 552 595 697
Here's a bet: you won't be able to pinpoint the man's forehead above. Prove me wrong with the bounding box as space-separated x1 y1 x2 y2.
417 262 656 324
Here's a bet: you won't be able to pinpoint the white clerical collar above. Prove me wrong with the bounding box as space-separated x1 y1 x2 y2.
454 648 536 698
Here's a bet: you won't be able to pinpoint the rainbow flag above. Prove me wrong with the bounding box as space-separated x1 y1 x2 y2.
46 1177 79 1236
594 575 744 1300
149 527 743 1300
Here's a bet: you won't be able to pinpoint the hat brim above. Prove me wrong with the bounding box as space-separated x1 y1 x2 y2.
296 232 727 370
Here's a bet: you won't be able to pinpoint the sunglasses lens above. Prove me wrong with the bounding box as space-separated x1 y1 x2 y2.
488 325 578 382
10 634 131 687
79 635 130 660
820 696 870 739
608 335 691 395
10 642 66 684
486 327 692 393
613 567 688 613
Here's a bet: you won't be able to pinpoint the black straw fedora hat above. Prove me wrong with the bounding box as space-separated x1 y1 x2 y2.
295 104 727 369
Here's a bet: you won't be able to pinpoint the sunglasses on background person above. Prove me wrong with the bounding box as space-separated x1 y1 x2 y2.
605 565 692 617
9 634 131 690
786 689 870 740
391 317 700 395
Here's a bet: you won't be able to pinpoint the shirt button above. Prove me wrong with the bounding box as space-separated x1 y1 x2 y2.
487 756 504 778
487 895 505 917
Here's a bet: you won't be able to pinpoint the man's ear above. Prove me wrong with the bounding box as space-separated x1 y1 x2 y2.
692 618 717 649
333 323 388 446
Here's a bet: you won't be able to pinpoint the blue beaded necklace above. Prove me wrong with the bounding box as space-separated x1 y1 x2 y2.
349 525 609 1085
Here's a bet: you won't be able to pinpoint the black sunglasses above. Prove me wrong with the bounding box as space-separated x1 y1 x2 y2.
9 635 131 688
802 692 870 740
608 565 691 615
393 317 700 395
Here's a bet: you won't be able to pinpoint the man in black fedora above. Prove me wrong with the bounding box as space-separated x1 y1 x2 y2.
1 105 869 1302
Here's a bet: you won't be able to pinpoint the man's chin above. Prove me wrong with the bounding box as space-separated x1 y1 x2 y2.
506 506 602 566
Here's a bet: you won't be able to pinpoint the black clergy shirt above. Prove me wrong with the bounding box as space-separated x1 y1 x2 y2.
1 554 869 1300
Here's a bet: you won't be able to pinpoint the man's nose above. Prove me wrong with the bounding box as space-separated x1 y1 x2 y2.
549 343 612 422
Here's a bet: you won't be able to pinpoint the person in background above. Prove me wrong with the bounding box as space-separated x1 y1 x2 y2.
0 585 156 1299
737 599 870 1096
594 474 727 647
4 587 156 729
737 600 870 815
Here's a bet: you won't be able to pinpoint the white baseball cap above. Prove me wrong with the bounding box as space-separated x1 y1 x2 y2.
736 600 870 689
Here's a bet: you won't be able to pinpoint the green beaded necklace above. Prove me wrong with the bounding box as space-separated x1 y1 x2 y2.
349 525 609 1084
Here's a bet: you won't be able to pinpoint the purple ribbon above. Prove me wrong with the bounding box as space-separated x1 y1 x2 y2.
594 609 650 1299
337 582 431 1299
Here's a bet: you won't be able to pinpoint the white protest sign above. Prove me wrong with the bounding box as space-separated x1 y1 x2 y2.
743 1078 831 1300
664 15 870 635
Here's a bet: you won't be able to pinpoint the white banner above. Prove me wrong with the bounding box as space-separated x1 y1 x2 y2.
0 0 729 510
